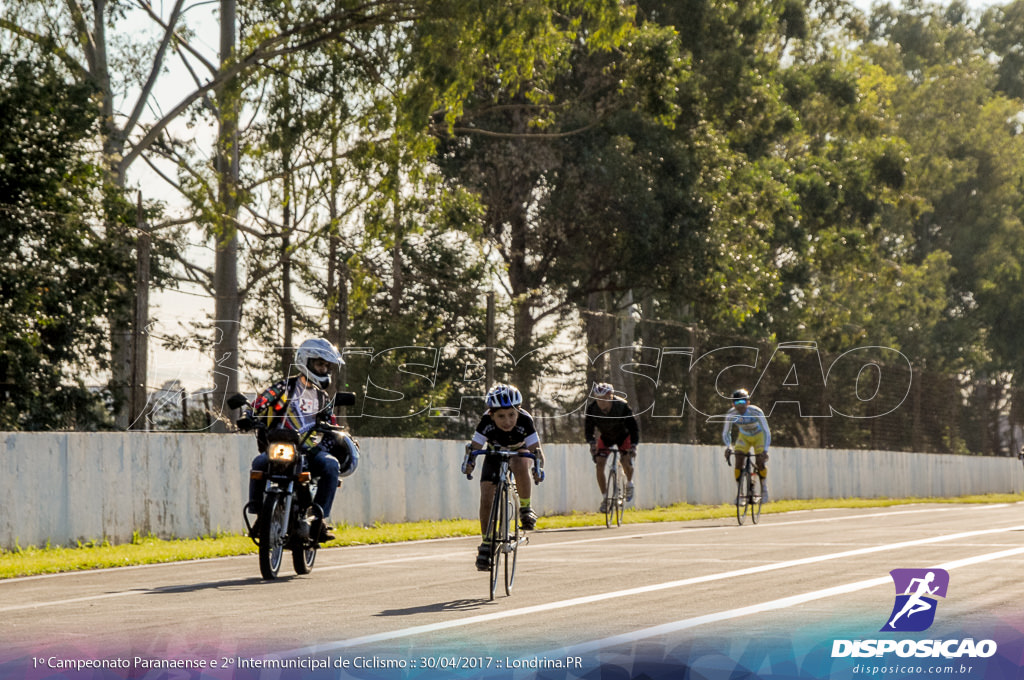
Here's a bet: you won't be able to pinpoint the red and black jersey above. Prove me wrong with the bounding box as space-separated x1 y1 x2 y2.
584 397 640 447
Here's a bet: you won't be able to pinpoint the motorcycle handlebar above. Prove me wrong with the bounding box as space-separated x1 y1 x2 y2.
334 391 357 407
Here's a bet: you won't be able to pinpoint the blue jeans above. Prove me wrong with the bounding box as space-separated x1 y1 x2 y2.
248 446 340 518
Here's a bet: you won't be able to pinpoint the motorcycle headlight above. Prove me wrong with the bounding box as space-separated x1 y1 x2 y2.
269 442 297 463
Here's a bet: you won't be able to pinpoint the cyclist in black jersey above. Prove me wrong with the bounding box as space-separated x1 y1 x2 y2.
464 384 546 571
584 382 639 511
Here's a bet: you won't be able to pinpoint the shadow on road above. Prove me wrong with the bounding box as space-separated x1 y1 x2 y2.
142 576 269 595
375 598 493 616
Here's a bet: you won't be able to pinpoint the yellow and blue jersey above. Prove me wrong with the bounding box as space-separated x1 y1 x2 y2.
722 404 771 450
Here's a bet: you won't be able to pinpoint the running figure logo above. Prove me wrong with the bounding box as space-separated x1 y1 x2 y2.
881 568 950 632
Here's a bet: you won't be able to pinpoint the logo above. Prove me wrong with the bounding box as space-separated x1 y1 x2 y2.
881 568 949 632
831 567 997 660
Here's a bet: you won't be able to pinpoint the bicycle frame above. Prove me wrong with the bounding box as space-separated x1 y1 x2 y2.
596 447 626 527
733 450 763 525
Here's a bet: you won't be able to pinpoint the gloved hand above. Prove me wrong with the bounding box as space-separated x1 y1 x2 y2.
236 416 257 432
462 444 477 477
724 448 733 463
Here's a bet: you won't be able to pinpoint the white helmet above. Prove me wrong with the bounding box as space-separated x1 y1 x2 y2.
592 382 614 398
293 338 343 388
485 383 523 409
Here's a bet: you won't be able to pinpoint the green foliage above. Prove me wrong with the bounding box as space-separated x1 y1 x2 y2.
0 55 125 429
7 0 1024 453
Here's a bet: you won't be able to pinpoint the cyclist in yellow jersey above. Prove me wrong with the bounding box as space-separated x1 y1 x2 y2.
722 388 771 502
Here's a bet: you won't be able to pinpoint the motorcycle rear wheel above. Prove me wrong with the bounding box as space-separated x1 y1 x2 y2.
293 544 316 574
258 496 287 579
292 509 318 575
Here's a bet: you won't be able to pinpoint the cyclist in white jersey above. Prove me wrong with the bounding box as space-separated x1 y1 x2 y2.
722 388 771 502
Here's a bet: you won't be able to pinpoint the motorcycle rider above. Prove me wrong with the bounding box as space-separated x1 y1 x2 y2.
244 338 358 542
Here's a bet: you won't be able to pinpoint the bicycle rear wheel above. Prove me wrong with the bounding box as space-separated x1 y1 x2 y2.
486 485 504 601
505 489 519 595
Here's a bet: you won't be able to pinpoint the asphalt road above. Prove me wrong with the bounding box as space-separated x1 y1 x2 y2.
3 503 1023 679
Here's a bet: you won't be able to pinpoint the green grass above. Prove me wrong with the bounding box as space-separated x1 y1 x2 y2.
1 493 1020 580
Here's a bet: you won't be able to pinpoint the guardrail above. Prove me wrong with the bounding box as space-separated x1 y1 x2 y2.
2 433 1020 550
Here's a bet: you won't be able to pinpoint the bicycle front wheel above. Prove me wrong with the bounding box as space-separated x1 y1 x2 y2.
735 472 750 526
604 464 618 528
505 488 519 595
486 485 504 601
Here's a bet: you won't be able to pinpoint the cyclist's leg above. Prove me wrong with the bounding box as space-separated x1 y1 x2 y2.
476 479 498 570
477 455 501 535
479 481 498 536
733 437 752 480
509 456 537 530
751 433 769 500
593 450 609 494
619 437 635 481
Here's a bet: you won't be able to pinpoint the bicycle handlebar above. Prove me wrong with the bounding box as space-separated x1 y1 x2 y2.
462 447 543 482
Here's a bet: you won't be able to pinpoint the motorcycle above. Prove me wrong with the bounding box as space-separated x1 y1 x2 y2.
228 391 359 580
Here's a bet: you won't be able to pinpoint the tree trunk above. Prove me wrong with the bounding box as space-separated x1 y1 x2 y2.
212 0 241 432
326 126 349 399
129 194 151 430
281 155 294 374
618 289 637 401
390 165 402 316
509 206 535 399
90 0 134 428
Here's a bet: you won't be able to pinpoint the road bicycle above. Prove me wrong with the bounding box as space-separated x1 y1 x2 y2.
464 447 544 600
597 446 628 527
728 448 762 525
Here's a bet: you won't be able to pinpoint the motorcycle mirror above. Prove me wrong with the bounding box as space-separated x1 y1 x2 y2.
334 391 357 407
226 393 249 409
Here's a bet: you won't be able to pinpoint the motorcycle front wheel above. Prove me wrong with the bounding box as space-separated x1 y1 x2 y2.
258 495 287 579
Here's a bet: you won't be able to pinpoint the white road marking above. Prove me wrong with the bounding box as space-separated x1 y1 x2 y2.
280 524 1024 656
549 545 1024 657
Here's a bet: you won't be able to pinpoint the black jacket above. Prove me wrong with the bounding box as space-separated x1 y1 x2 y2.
584 397 640 446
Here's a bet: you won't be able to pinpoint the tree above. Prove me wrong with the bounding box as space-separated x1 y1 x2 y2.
428 1 682 404
0 55 127 429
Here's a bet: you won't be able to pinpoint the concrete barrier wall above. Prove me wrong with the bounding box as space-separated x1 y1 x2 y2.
2 433 1022 550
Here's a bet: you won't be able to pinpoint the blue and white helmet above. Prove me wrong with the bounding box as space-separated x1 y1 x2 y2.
485 383 523 409
294 338 344 388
